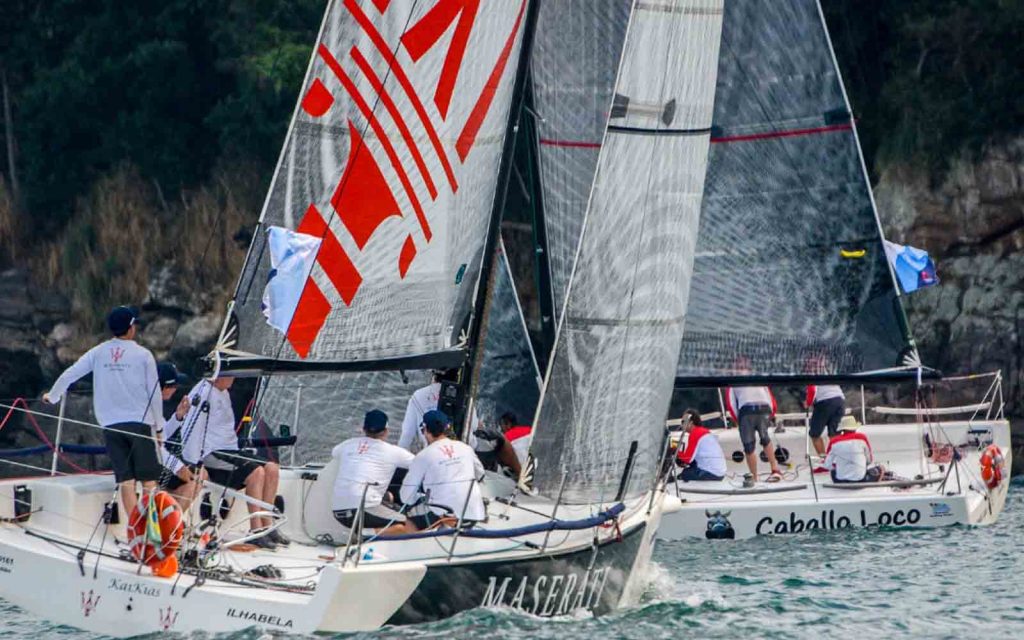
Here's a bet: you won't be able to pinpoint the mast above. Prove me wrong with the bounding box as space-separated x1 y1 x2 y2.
458 0 542 437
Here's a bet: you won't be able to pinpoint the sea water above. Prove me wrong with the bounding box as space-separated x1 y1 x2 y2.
3 482 1023 638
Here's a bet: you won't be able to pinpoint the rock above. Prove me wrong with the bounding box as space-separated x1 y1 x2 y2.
138 315 179 354
48 322 76 347
175 313 222 351
147 263 203 314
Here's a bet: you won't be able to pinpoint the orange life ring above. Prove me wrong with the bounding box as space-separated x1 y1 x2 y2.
128 491 184 577
979 445 1005 490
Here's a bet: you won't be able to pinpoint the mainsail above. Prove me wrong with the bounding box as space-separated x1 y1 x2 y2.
675 0 919 384
219 0 531 372
530 0 725 503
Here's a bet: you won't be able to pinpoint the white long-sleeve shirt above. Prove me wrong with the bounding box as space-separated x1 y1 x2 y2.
398 382 480 451
165 380 237 464
331 437 414 510
46 338 163 430
401 438 486 521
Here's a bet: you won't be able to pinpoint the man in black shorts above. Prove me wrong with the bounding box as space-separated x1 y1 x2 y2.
805 384 846 458
43 306 164 520
173 375 286 550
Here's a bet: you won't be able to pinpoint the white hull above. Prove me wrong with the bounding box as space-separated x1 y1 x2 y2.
0 466 660 635
658 419 1011 541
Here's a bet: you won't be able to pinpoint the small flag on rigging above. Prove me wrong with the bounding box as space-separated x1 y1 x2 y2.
883 240 939 294
261 226 323 335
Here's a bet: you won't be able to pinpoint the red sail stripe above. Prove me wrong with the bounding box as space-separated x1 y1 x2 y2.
711 123 853 144
343 0 459 193
318 44 433 242
455 0 528 162
297 204 363 306
286 280 331 358
400 0 480 120
350 46 438 200
539 138 602 149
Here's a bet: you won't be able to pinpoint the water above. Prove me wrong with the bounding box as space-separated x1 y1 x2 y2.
5 483 1024 639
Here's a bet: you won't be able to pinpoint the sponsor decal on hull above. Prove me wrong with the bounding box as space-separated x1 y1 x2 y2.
159 606 179 631
226 608 294 629
107 578 161 598
480 567 611 616
755 508 922 535
80 590 101 617
929 502 953 518
0 554 13 575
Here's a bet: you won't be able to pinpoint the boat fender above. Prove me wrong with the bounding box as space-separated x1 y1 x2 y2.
979 445 1005 490
128 491 184 578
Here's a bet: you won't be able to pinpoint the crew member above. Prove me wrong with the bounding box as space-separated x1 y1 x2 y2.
156 363 206 510
401 410 486 530
331 410 414 535
675 409 726 482
824 416 883 483
43 306 163 520
172 375 287 549
498 412 532 468
805 384 846 457
725 384 783 485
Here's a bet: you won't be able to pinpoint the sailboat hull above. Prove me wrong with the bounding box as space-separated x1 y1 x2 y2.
388 521 648 623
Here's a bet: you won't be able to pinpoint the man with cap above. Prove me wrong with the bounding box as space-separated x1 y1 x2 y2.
43 306 164 520
170 375 286 549
155 362 207 510
401 410 486 530
330 409 414 535
823 416 884 483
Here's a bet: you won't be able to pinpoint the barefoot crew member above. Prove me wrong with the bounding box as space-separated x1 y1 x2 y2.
43 306 164 520
170 375 287 549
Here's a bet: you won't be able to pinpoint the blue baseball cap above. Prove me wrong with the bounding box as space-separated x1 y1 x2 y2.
157 362 187 389
107 306 138 336
363 409 389 433
421 409 451 436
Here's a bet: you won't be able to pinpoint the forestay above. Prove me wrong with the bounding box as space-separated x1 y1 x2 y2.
676 0 918 384
530 0 724 503
221 0 531 368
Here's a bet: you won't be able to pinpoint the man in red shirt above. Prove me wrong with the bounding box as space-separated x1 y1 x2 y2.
675 409 726 481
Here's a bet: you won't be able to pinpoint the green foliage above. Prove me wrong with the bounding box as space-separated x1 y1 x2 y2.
1 0 322 238
824 0 1024 175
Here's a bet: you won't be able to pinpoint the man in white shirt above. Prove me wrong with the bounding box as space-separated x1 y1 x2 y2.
725 384 783 485
824 416 884 483
401 410 486 530
674 409 727 481
43 306 163 519
155 363 206 510
331 410 414 535
170 375 285 549
805 384 846 457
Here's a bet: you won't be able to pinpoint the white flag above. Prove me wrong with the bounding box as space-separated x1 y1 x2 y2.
261 226 322 334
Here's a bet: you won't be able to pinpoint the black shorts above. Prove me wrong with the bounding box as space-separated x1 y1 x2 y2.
738 405 772 454
159 463 197 492
809 397 845 438
206 450 266 490
104 422 161 483
334 504 405 529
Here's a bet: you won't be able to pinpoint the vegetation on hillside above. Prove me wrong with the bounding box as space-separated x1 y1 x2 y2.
1 0 1022 328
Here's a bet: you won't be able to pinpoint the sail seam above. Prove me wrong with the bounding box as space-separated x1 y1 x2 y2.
711 122 852 144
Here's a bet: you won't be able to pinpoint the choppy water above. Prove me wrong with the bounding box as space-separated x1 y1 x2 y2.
4 482 1023 639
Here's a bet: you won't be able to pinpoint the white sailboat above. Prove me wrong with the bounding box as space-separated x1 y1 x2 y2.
657 0 1011 540
0 0 726 633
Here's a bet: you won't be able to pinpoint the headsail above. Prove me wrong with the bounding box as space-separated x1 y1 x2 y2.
675 0 920 385
530 1 725 503
218 0 531 373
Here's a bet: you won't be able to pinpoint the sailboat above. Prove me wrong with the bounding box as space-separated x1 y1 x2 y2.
656 0 1011 540
0 0 726 634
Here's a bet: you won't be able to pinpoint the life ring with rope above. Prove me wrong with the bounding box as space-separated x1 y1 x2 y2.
979 445 1005 490
128 491 184 577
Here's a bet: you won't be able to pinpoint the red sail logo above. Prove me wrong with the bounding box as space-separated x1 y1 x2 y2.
284 0 528 358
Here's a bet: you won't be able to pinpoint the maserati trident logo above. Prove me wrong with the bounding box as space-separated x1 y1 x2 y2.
159 606 179 631
440 445 455 459
110 346 125 363
80 590 101 617
357 441 370 454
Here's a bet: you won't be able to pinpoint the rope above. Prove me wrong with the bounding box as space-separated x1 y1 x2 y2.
0 398 89 472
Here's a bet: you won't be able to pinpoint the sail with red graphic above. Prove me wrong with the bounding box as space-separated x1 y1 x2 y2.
217 0 531 372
